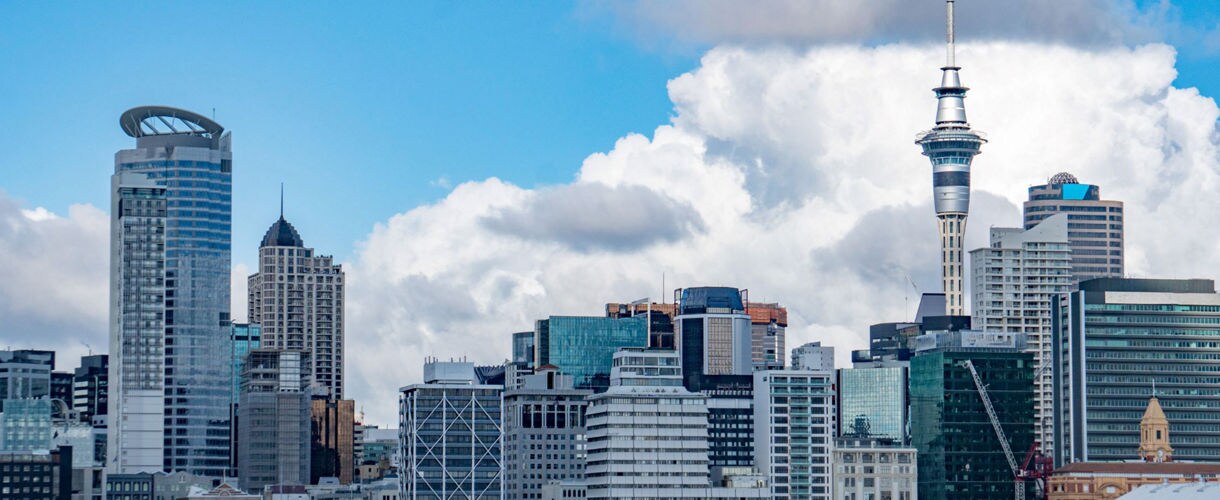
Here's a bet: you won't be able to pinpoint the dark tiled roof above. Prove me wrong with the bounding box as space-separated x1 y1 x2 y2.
261 216 304 248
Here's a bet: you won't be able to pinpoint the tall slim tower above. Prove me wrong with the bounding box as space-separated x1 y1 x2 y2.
110 106 233 475
916 0 987 316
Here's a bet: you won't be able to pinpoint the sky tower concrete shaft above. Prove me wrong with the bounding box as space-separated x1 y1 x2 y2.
916 0 987 316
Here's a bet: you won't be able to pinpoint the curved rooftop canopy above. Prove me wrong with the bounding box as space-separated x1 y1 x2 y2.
1048 172 1079 185
119 106 225 139
261 216 304 248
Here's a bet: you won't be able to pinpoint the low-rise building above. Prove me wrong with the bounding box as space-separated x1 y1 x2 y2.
831 437 917 500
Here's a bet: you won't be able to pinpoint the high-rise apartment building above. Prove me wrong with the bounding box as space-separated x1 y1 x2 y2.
585 348 710 497
0 350 54 411
533 316 647 392
110 106 233 475
837 365 909 443
754 369 837 500
911 330 1034 499
748 302 787 371
236 349 311 492
1052 278 1220 464
915 0 987 316
1023 173 1124 283
675 287 753 389
73 354 108 426
399 360 503 499
503 366 590 499
971 213 1072 455
791 342 835 371
247 214 345 399
310 398 355 485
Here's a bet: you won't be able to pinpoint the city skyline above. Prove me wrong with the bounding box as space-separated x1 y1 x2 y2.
6 2 1220 428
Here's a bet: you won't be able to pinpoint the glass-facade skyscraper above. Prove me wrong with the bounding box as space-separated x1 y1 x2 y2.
837 366 909 443
534 316 647 392
1052 278 1220 464
110 106 232 475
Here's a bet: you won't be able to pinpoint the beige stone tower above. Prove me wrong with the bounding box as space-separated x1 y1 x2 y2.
1139 395 1173 462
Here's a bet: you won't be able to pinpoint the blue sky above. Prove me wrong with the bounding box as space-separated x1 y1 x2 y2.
0 2 696 264
2 1 1218 266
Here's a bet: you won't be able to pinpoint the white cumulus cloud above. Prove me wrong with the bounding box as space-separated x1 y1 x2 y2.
345 41 1220 426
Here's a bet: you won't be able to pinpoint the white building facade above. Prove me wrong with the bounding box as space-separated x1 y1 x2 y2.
754 369 837 499
831 437 917 500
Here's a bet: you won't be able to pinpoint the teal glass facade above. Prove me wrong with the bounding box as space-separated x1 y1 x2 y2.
0 399 52 452
231 323 261 401
538 316 647 392
1053 278 1220 464
911 350 1034 500
837 366 909 443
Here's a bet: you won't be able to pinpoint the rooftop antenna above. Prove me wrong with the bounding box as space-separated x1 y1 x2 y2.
279 182 284 218
946 0 956 68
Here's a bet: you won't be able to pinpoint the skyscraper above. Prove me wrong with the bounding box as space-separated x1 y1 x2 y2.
675 287 753 388
754 369 837 499
110 106 233 475
915 0 987 316
1023 172 1125 283
970 214 1072 455
236 349 311 492
310 398 355 485
1052 278 1220 464
247 213 345 399
748 302 787 371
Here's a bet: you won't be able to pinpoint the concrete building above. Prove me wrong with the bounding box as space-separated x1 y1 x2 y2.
0 446 72 499
675 287 753 389
792 342 835 371
534 316 647 392
503 366 591 499
399 360 503 499
236 349 311 492
831 437 917 500
1023 173 1124 283
754 369 837 499
247 212 345 399
836 365 909 443
106 472 153 500
1052 278 1220 464
0 350 54 410
311 398 355 485
72 354 107 426
748 302 788 371
970 213 1072 455
911 329 1034 500
110 106 233 475
914 0 988 316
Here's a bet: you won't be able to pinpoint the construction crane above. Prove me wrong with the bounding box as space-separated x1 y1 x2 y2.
962 359 1025 500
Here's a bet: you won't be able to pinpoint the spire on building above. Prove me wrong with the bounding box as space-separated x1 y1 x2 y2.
1139 394 1172 462
915 0 987 316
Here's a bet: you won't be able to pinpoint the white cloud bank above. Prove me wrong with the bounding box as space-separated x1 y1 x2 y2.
345 42 1220 425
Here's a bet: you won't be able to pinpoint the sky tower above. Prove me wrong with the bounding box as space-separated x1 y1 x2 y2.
916 0 986 316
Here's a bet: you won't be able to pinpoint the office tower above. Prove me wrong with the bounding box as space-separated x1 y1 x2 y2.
247 213 345 399
915 0 987 316
236 349 311 492
51 372 73 408
73 354 108 426
310 398 355 485
503 366 591 499
399 360 503 499
675 287 753 389
791 342 835 371
512 331 534 366
605 301 678 349
0 445 72 500
1023 173 1124 282
703 378 756 474
754 369 837 500
1052 278 1220 464
111 106 233 475
748 302 787 370
0 350 54 411
831 437 917 500
230 324 261 402
837 365 909 443
533 316 647 392
0 399 52 451
970 213 1071 456
585 348 710 497
911 330 1034 500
